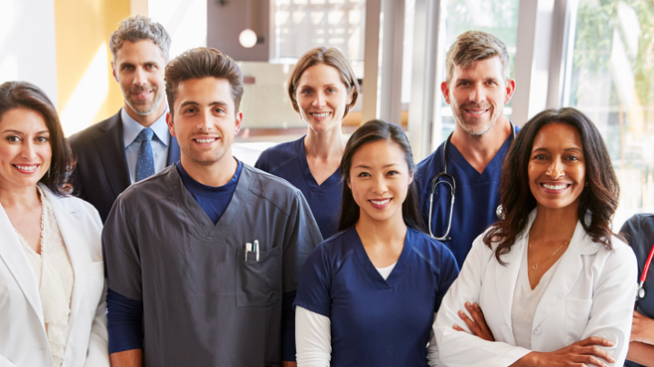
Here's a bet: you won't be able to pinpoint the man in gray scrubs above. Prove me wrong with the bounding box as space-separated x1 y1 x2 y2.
103 47 323 367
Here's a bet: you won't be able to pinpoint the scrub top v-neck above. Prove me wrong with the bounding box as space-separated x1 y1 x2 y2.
294 227 459 367
255 136 342 239
415 130 516 267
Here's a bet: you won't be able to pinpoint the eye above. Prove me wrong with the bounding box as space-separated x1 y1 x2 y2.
387 170 400 176
214 107 226 114
122 64 135 71
532 153 547 160
301 89 312 95
357 172 370 177
565 155 581 162
458 81 470 87
184 107 197 114
327 87 337 93
5 135 20 143
36 136 49 143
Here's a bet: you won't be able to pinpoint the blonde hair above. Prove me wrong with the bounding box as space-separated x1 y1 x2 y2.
445 30 510 84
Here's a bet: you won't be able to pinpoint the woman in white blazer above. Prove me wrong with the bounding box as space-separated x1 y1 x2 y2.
0 82 109 367
433 108 638 367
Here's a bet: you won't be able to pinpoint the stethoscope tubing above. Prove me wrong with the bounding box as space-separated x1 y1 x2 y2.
637 243 654 300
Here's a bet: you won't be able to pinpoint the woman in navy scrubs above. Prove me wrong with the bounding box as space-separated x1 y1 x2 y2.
294 120 459 367
255 47 359 239
619 214 654 366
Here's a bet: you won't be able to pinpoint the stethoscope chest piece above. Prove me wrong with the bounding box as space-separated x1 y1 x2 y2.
638 286 646 300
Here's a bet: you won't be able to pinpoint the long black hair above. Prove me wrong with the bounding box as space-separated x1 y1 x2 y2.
339 120 427 233
484 108 620 264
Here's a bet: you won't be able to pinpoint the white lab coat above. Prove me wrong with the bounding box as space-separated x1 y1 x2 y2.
0 184 109 367
433 210 638 367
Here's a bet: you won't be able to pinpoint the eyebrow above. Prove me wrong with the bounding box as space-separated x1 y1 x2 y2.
353 163 400 169
179 101 230 109
532 147 583 153
1 129 49 135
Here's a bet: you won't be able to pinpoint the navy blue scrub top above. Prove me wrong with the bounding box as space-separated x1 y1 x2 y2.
414 130 516 267
255 136 343 239
620 214 654 367
294 227 459 367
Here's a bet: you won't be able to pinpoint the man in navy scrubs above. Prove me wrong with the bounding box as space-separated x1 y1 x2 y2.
415 31 517 267
103 47 322 367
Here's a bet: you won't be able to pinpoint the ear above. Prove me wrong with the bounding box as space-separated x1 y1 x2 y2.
346 177 352 190
504 79 516 104
234 111 243 135
408 171 414 185
111 62 119 83
441 81 451 104
166 112 176 137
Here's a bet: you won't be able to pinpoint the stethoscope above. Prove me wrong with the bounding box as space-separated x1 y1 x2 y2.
428 122 516 240
637 244 654 301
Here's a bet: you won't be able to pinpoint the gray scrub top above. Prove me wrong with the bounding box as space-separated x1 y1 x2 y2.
103 163 323 367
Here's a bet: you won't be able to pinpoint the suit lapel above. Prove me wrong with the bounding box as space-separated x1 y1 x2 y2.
167 135 181 165
0 197 44 326
94 112 130 197
41 186 90 333
532 219 591 328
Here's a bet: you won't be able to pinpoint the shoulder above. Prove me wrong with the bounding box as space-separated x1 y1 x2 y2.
43 187 102 228
255 138 303 171
242 164 306 213
68 111 120 148
307 228 357 266
415 143 445 186
113 165 176 211
620 213 654 240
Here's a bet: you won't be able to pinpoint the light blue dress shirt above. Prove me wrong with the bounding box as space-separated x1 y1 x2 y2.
122 108 171 184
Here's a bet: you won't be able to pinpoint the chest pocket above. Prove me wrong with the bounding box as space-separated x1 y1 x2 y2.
235 246 282 307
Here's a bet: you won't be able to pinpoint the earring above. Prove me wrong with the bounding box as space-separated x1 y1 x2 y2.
585 182 589 187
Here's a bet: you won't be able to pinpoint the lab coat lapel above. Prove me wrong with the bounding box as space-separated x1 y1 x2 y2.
494 233 524 334
532 218 590 329
0 197 44 326
41 185 89 337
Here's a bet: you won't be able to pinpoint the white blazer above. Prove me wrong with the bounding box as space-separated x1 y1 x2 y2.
0 184 109 367
433 210 638 367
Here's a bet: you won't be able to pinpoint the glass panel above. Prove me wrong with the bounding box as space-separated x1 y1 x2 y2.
437 0 520 142
566 0 654 226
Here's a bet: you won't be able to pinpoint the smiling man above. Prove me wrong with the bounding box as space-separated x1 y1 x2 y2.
414 31 517 267
68 16 180 222
103 47 322 367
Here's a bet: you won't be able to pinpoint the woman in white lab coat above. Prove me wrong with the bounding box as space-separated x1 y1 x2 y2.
433 108 637 367
0 82 108 367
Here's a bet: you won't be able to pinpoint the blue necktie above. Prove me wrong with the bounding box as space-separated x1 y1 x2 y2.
135 128 155 181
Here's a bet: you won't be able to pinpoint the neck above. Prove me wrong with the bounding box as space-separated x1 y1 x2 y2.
124 102 166 127
180 153 238 187
304 125 346 160
355 211 408 247
530 202 580 243
0 184 41 209
450 115 512 173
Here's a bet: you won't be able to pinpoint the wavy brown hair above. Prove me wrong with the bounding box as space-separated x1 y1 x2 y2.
339 120 426 233
0 82 75 196
483 108 619 264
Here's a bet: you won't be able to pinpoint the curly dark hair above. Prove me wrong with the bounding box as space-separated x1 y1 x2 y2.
483 108 619 264
339 120 427 233
0 81 75 196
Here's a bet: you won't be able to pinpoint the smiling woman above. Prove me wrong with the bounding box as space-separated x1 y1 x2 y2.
433 107 638 367
294 120 459 367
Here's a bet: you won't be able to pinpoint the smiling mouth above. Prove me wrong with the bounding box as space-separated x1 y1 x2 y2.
464 108 489 115
13 164 39 173
194 138 218 143
541 183 571 190
369 198 392 209
311 112 331 118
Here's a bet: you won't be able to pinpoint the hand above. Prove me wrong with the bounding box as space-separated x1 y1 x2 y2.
514 336 616 367
452 301 495 341
631 310 654 344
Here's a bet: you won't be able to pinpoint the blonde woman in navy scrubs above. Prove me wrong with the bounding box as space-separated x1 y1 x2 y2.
294 120 459 366
255 47 359 239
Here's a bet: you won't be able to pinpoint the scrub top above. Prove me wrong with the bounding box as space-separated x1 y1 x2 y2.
414 130 516 267
255 136 342 239
294 226 459 367
103 163 323 367
620 214 654 367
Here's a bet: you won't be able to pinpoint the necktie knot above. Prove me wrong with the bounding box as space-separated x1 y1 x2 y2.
136 127 154 143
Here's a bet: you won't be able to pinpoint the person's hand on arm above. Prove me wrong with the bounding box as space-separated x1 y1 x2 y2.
627 310 654 366
110 350 142 367
453 301 495 342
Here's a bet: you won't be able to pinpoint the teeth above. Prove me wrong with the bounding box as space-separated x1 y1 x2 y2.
312 112 330 118
16 165 37 172
195 138 215 143
370 199 390 205
466 110 486 115
543 183 568 190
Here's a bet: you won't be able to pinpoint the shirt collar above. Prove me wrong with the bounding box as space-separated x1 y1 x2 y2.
121 107 171 147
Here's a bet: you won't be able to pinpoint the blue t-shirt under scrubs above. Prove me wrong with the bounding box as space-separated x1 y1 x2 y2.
414 130 516 267
294 227 459 367
620 214 654 367
255 136 342 239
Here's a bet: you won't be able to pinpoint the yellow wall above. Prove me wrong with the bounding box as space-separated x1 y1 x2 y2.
54 0 130 135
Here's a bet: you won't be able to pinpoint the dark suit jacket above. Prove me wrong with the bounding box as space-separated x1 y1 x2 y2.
68 110 181 222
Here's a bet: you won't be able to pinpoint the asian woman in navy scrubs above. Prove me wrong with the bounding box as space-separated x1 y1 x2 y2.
255 47 359 239
619 214 654 366
294 120 460 367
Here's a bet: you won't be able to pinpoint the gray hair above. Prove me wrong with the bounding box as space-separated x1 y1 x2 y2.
445 30 510 84
110 15 171 62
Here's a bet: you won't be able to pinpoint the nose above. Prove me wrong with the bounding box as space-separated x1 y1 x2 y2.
134 67 147 86
372 175 388 195
21 140 37 160
469 83 486 103
312 91 326 108
197 110 213 132
546 158 564 179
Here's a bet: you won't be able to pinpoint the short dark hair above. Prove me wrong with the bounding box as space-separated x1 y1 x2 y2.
484 108 620 264
165 47 244 116
339 120 427 233
288 47 359 118
0 81 75 196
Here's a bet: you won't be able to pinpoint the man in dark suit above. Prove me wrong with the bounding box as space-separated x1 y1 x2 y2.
69 16 180 222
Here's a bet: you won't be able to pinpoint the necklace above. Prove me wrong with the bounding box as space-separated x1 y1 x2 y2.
528 239 569 271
